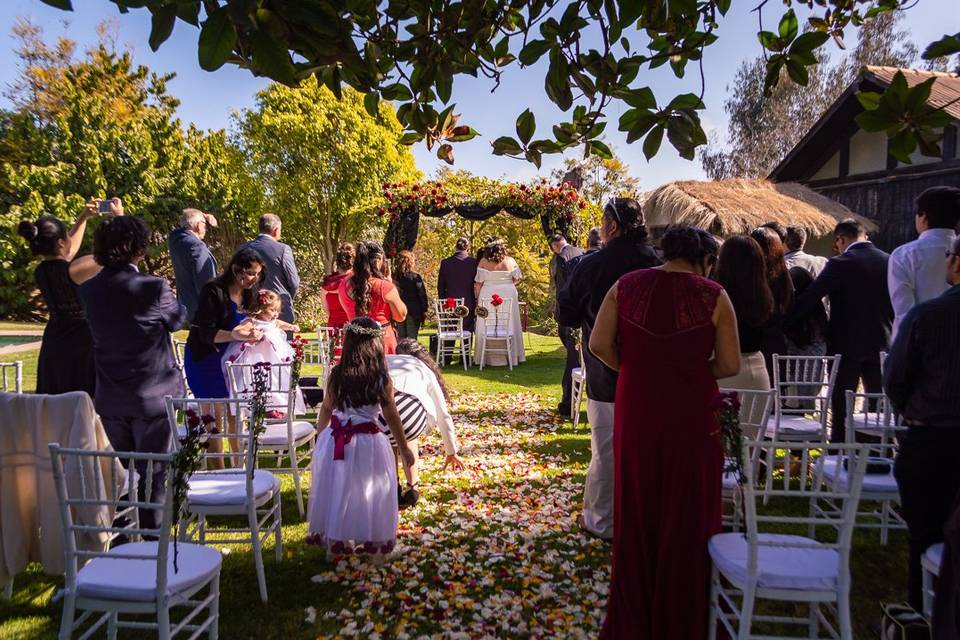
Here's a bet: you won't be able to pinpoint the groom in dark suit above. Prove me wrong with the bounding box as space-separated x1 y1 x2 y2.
79 215 188 528
438 237 479 330
790 219 893 442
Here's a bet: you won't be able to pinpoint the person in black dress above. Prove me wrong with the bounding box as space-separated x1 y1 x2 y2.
393 250 428 340
16 197 122 395
751 226 795 380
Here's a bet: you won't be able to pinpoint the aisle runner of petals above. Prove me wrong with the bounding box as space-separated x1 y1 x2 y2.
308 393 611 639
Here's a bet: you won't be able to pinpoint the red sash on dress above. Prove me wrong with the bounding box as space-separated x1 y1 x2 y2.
329 415 381 460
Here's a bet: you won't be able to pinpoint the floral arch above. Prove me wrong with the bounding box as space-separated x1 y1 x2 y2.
379 179 588 256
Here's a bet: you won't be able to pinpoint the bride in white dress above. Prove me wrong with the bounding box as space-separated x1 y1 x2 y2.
473 238 526 367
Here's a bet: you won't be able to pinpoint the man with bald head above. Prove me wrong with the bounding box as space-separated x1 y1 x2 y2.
242 213 300 324
168 208 218 321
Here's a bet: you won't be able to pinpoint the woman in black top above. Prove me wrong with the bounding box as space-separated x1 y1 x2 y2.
750 226 795 380
16 198 122 394
393 250 429 340
714 234 775 391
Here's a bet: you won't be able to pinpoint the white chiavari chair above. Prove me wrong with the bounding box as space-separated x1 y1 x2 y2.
476 296 516 371
769 354 842 442
49 444 221 640
0 361 23 393
165 396 282 603
433 298 472 370
719 388 775 532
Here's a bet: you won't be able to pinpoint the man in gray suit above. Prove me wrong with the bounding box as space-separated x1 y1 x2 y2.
167 208 218 321
242 213 300 323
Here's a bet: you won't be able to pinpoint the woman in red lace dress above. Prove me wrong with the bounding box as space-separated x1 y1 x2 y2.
590 226 741 639
322 242 355 329
338 241 407 354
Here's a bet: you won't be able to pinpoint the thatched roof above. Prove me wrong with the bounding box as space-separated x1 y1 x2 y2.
642 179 878 237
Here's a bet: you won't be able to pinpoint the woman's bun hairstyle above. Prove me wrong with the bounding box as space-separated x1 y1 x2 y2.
660 225 719 263
17 220 38 242
17 215 67 256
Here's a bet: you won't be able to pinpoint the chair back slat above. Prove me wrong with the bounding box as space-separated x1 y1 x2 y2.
845 390 904 448
719 388 775 477
226 362 297 415
0 361 23 393
434 298 467 334
478 296 514 337
164 396 260 475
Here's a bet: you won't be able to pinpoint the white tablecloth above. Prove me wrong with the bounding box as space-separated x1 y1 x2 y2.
0 391 123 586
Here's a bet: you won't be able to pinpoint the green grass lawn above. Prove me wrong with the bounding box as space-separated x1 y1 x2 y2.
0 334 908 639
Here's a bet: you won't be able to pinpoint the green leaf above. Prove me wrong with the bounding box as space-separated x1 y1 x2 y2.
436 73 453 104
778 9 799 42
587 140 613 159
667 93 704 110
39 0 72 9
519 39 552 66
758 31 785 52
176 1 201 26
642 125 664 160
364 92 380 118
888 129 917 164
381 83 413 101
856 91 882 111
399 132 423 145
619 0 643 29
905 77 936 114
492 136 523 156
855 110 895 133
198 7 237 72
785 58 809 85
525 148 543 168
449 126 479 142
922 33 960 60
790 31 829 53
516 109 536 145
250 29 296 86
149 5 177 52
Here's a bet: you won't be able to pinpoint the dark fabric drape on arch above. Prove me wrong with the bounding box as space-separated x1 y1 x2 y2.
384 203 552 252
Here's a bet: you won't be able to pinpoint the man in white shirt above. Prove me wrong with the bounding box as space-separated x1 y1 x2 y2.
888 186 960 339
784 225 828 279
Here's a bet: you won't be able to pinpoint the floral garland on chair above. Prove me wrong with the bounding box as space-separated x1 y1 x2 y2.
712 391 744 483
248 363 271 479
169 409 215 572
289 335 308 386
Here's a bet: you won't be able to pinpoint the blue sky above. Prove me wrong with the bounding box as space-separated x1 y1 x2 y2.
0 0 954 189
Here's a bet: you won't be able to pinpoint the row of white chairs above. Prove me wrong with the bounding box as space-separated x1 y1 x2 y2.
434 296 520 371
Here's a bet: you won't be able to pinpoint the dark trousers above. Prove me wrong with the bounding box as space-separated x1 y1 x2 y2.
101 414 173 531
830 354 883 443
895 428 960 609
558 325 579 409
396 315 423 341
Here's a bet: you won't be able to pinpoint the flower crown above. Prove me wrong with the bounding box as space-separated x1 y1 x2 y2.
343 320 385 337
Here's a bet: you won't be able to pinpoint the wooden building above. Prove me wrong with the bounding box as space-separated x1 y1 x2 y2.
769 66 960 250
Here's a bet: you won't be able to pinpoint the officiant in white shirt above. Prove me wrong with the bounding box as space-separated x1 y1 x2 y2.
888 186 960 339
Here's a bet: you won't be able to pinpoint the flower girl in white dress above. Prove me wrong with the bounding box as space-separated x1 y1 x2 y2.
222 289 305 415
307 317 415 558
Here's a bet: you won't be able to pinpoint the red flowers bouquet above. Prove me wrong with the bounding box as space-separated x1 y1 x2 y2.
290 335 308 385
491 294 504 307
712 391 744 483
443 297 457 310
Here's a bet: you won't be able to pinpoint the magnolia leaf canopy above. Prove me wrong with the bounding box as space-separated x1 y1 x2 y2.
43 0 957 166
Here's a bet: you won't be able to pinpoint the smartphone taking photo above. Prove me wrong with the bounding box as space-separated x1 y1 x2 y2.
98 199 112 214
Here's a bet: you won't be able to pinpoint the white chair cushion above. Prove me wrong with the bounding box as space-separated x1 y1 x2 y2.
817 455 899 494
721 470 741 490
484 328 514 338
709 532 839 591
438 330 471 339
259 420 315 446
774 415 824 436
77 542 221 602
849 412 889 431
187 469 280 506
923 543 944 575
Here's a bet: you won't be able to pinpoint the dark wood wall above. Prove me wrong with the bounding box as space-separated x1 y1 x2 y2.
811 166 960 251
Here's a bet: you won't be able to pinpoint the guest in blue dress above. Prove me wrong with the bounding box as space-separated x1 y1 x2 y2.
185 248 267 397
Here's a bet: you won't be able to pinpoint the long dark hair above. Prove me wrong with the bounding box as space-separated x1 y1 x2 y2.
660 225 719 264
603 198 649 244
328 316 390 410
18 216 67 256
750 227 794 314
714 235 774 326
217 248 266 308
351 241 385 315
396 338 450 402
483 237 507 263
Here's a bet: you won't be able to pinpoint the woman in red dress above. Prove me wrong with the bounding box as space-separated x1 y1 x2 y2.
338 241 407 354
322 242 355 329
590 226 741 639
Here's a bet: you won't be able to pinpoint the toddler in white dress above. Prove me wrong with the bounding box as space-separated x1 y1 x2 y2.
307 316 415 559
222 289 305 415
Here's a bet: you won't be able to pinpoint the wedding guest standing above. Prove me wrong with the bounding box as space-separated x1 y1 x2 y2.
393 250 429 340
791 219 893 442
167 208 218 321
339 241 407 354
474 238 525 367
750 226 794 379
185 249 267 398
17 198 116 395
885 234 960 611
714 235 774 391
784 225 827 279
321 242 355 329
557 198 660 541
549 233 583 416
590 226 739 638
242 213 300 324
438 237 479 330
78 215 188 528
888 186 960 340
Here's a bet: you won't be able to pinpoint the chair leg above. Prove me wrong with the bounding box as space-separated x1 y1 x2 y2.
808 602 820 638
290 447 305 517
837 590 853 640
158 604 172 640
58 592 77 640
507 339 513 371
209 572 220 640
880 501 889 546
107 612 118 640
461 340 468 371
249 505 268 602
478 340 485 371
923 566 934 618
2 578 12 600
707 564 719 639
198 515 206 545
738 586 755 640
274 492 283 564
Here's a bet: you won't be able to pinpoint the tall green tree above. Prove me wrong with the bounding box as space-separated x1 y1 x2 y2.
700 13 920 179
234 80 419 323
550 146 641 205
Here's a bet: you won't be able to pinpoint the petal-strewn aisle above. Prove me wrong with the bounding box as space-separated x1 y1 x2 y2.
307 392 611 639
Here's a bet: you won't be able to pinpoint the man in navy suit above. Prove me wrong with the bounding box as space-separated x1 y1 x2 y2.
79 215 188 528
790 219 893 442
242 213 300 324
167 208 218 321
438 237 479 330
